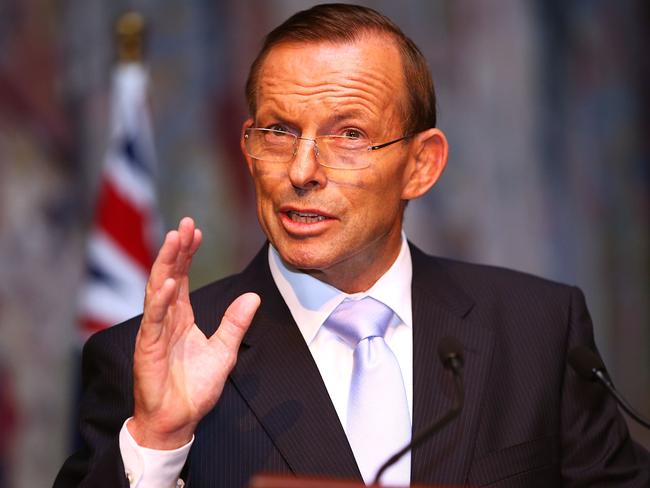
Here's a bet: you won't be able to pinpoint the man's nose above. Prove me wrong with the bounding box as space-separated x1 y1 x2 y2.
288 137 326 190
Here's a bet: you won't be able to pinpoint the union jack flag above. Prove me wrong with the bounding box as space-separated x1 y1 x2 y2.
78 62 160 340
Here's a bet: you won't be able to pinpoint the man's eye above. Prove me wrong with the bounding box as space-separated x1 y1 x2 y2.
267 124 290 133
342 129 364 139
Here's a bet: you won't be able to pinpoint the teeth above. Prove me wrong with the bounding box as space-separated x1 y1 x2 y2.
288 211 327 223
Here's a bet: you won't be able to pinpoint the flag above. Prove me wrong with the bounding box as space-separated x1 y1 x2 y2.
78 61 160 341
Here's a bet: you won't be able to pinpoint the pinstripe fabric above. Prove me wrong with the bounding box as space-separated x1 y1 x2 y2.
410 250 492 485
55 311 138 488
54 243 649 488
409 247 647 487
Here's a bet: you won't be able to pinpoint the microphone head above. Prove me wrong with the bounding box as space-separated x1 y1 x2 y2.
568 346 605 381
438 336 464 370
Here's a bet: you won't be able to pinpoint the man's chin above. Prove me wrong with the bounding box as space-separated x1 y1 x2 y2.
278 252 326 273
273 241 334 273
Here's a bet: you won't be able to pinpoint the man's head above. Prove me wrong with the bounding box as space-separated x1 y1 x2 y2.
245 3 436 135
240 4 448 292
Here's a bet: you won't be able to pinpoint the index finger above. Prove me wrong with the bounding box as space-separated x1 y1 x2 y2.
146 229 181 295
147 218 202 295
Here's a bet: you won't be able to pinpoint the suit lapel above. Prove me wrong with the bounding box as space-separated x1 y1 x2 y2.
409 245 494 485
228 247 362 480
213 243 493 484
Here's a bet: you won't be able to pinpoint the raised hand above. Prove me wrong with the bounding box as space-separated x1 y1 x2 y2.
128 217 260 449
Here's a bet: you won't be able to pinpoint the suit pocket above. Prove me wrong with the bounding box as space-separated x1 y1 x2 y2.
466 435 559 486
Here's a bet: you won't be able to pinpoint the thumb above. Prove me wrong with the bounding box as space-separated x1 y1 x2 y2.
210 292 261 353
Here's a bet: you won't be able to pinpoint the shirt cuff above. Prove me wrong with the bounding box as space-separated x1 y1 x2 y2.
119 417 193 488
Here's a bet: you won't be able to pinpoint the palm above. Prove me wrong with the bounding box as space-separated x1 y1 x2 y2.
131 218 260 448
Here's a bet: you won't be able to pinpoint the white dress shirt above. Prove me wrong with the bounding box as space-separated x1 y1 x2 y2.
119 237 413 487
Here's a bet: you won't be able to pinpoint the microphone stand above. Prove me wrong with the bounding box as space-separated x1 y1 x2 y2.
372 355 464 485
569 346 650 430
592 369 650 429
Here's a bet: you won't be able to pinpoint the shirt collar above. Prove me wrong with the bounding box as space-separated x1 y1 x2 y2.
268 236 413 345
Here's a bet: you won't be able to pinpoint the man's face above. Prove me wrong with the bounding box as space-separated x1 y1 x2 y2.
241 35 441 292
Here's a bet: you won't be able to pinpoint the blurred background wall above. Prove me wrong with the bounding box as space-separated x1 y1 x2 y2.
0 0 647 486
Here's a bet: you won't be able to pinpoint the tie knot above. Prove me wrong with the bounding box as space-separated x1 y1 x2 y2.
325 297 394 347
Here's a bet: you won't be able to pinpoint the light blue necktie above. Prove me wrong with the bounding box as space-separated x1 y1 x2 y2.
325 297 411 486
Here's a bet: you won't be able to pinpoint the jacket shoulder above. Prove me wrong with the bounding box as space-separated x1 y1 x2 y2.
412 245 578 300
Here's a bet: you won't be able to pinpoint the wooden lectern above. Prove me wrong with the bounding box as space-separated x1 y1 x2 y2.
251 473 463 488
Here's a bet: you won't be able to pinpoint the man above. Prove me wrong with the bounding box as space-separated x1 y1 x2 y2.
55 4 649 487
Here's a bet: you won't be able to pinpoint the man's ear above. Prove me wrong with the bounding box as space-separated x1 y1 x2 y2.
401 128 448 201
240 118 255 175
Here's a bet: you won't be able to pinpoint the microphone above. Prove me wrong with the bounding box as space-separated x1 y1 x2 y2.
568 346 650 430
372 336 465 485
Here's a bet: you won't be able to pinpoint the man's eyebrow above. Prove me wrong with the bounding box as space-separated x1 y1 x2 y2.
255 109 281 121
331 110 367 123
255 108 371 129
256 107 294 124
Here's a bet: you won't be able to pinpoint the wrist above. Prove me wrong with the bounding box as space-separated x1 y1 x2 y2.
127 417 195 450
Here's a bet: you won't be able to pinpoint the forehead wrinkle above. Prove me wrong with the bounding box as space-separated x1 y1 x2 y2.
261 95 383 126
259 81 394 123
263 65 398 102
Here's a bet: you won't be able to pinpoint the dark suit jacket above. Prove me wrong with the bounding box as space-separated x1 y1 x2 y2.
54 244 649 487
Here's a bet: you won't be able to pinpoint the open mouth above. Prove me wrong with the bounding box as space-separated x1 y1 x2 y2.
285 210 330 223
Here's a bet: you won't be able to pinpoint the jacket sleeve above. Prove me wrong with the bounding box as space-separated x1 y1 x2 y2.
560 287 649 487
53 324 137 488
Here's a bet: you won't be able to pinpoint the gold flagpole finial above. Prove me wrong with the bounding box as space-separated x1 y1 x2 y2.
115 11 146 63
